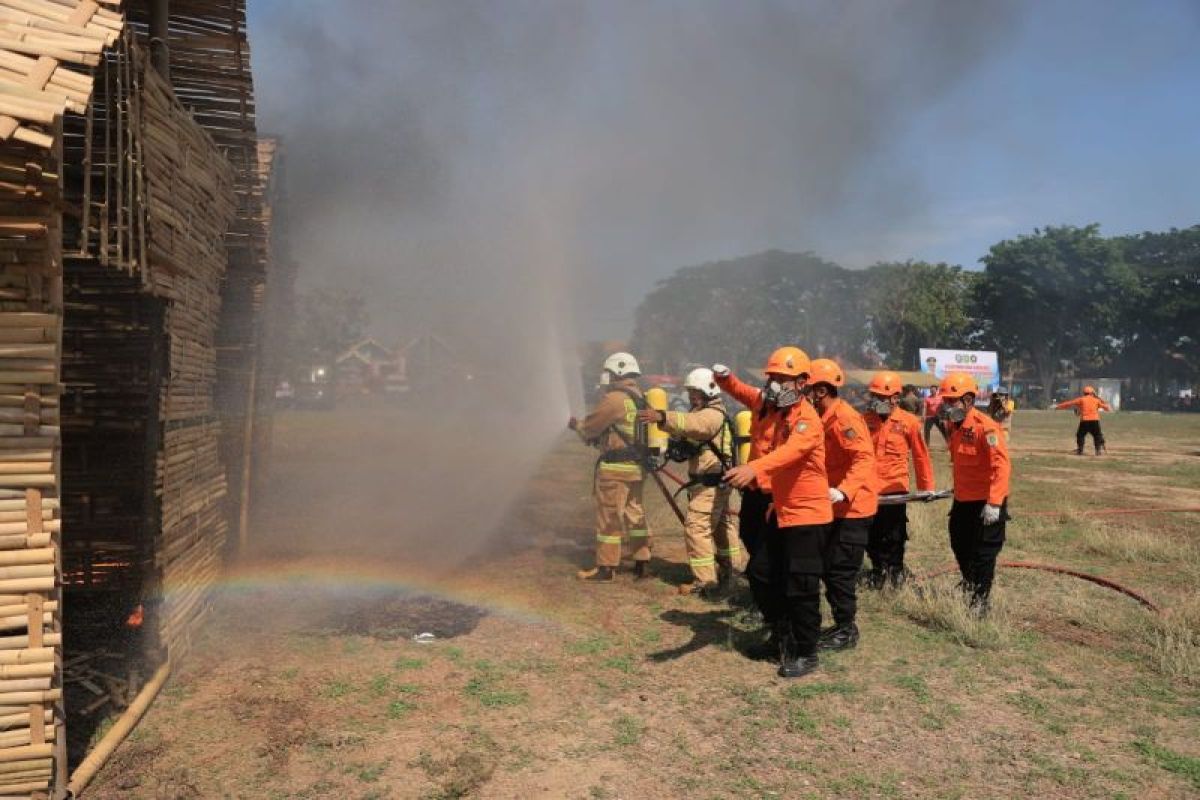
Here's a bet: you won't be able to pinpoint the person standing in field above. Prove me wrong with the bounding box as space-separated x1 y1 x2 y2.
569 352 651 582
988 387 1016 443
1055 386 1111 455
923 385 946 445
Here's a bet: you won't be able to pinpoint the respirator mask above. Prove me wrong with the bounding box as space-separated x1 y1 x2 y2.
763 380 800 409
939 402 967 424
871 398 893 417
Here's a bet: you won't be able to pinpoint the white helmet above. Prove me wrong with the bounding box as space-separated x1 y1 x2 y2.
684 367 720 398
602 351 640 378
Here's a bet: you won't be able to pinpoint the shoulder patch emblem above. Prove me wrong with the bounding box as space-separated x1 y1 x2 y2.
795 421 808 433
843 427 856 439
986 432 999 447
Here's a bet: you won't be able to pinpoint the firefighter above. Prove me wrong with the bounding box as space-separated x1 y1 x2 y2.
806 359 878 651
938 371 1011 611
1055 386 1111 455
862 370 935 589
568 352 651 582
638 368 741 597
712 348 806 562
720 348 832 678
988 387 1016 442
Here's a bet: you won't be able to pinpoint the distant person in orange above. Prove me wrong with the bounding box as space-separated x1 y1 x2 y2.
938 372 1011 611
806 359 878 651
862 371 935 589
721 348 832 679
1056 386 1111 455
922 385 946 445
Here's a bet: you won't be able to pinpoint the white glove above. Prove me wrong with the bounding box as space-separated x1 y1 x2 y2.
712 363 731 378
981 504 1002 525
828 487 846 504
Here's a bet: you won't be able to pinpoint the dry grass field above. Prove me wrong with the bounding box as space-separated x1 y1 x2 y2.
87 406 1200 799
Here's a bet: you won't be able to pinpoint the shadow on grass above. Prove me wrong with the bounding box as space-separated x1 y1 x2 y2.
646 608 737 663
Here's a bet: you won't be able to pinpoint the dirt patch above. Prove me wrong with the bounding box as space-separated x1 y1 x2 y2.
323 593 487 640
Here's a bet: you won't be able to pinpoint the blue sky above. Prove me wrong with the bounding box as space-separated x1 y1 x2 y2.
246 1 1200 338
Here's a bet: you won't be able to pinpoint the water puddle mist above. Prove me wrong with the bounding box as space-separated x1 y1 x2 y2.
323 594 487 641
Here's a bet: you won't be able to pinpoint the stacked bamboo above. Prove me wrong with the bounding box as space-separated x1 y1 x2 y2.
0 116 65 800
0 0 122 150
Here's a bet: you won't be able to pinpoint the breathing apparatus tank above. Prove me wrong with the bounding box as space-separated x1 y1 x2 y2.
644 386 670 455
734 409 752 466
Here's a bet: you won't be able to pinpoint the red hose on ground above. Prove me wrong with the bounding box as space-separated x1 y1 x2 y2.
920 560 1160 612
1023 507 1200 518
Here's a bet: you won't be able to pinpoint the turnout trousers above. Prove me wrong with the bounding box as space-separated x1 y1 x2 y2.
948 499 1008 605
746 522 829 657
866 501 908 586
823 517 870 627
1076 420 1105 452
737 488 771 561
594 477 650 568
684 483 742 583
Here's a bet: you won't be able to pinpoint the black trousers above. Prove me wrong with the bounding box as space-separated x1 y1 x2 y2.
866 502 908 580
746 522 828 656
923 417 946 444
738 488 771 560
823 516 870 627
1076 420 1105 451
948 499 1007 603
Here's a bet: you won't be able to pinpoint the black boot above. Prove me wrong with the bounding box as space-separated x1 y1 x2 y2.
576 566 615 583
777 630 819 678
1074 447 1084 456
741 629 780 661
633 560 650 580
817 622 860 652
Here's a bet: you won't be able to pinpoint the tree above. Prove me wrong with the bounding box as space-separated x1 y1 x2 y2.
1113 226 1200 385
288 287 369 365
977 224 1137 397
863 261 977 369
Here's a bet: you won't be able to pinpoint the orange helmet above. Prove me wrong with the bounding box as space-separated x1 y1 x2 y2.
868 370 902 397
808 358 844 388
1083 385 1095 395
763 346 810 378
938 371 978 399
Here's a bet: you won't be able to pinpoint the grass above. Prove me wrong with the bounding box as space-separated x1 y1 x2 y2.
613 714 644 746
893 582 1014 649
1133 740 1200 789
1146 591 1200 684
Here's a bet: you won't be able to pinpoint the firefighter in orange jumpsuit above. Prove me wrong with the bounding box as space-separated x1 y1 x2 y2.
938 372 1011 610
712 348 804 561
638 368 741 597
720 348 832 678
1056 386 1111 455
805 359 878 651
569 352 651 582
862 370 935 589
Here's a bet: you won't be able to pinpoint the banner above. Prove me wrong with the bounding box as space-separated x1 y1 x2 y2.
919 348 1000 389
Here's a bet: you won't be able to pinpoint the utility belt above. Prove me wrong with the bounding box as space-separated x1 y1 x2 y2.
600 445 649 464
686 473 725 489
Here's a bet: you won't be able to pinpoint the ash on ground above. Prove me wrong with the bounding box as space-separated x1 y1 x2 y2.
324 593 487 640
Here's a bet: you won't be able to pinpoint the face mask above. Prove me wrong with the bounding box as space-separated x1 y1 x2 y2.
764 380 800 408
871 399 892 417
940 403 966 424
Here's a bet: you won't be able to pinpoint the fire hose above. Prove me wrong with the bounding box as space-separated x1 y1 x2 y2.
653 467 1164 611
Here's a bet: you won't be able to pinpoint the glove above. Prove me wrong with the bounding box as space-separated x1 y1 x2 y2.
712 364 731 378
919 490 936 503
828 487 846 504
981 504 1002 525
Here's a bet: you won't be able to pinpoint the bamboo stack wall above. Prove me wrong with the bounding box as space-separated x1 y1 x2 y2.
61 31 234 664
124 0 264 550
0 1 124 795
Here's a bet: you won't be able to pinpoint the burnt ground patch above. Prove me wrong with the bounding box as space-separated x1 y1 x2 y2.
323 592 487 640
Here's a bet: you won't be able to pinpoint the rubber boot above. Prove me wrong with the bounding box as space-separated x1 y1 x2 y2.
777 629 819 679
818 622 860 652
576 566 615 583
633 560 650 580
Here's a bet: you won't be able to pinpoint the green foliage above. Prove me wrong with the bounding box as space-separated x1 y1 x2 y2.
1132 740 1200 788
976 224 1138 391
865 261 978 368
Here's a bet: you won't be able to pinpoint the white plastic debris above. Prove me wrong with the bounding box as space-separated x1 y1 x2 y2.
413 632 436 644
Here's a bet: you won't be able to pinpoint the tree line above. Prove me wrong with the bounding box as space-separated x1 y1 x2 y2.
629 224 1199 396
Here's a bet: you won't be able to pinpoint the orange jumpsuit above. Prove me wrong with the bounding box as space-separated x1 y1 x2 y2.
1056 395 1111 453
818 399 878 626
946 407 1011 605
863 406 934 586
715 372 784 558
